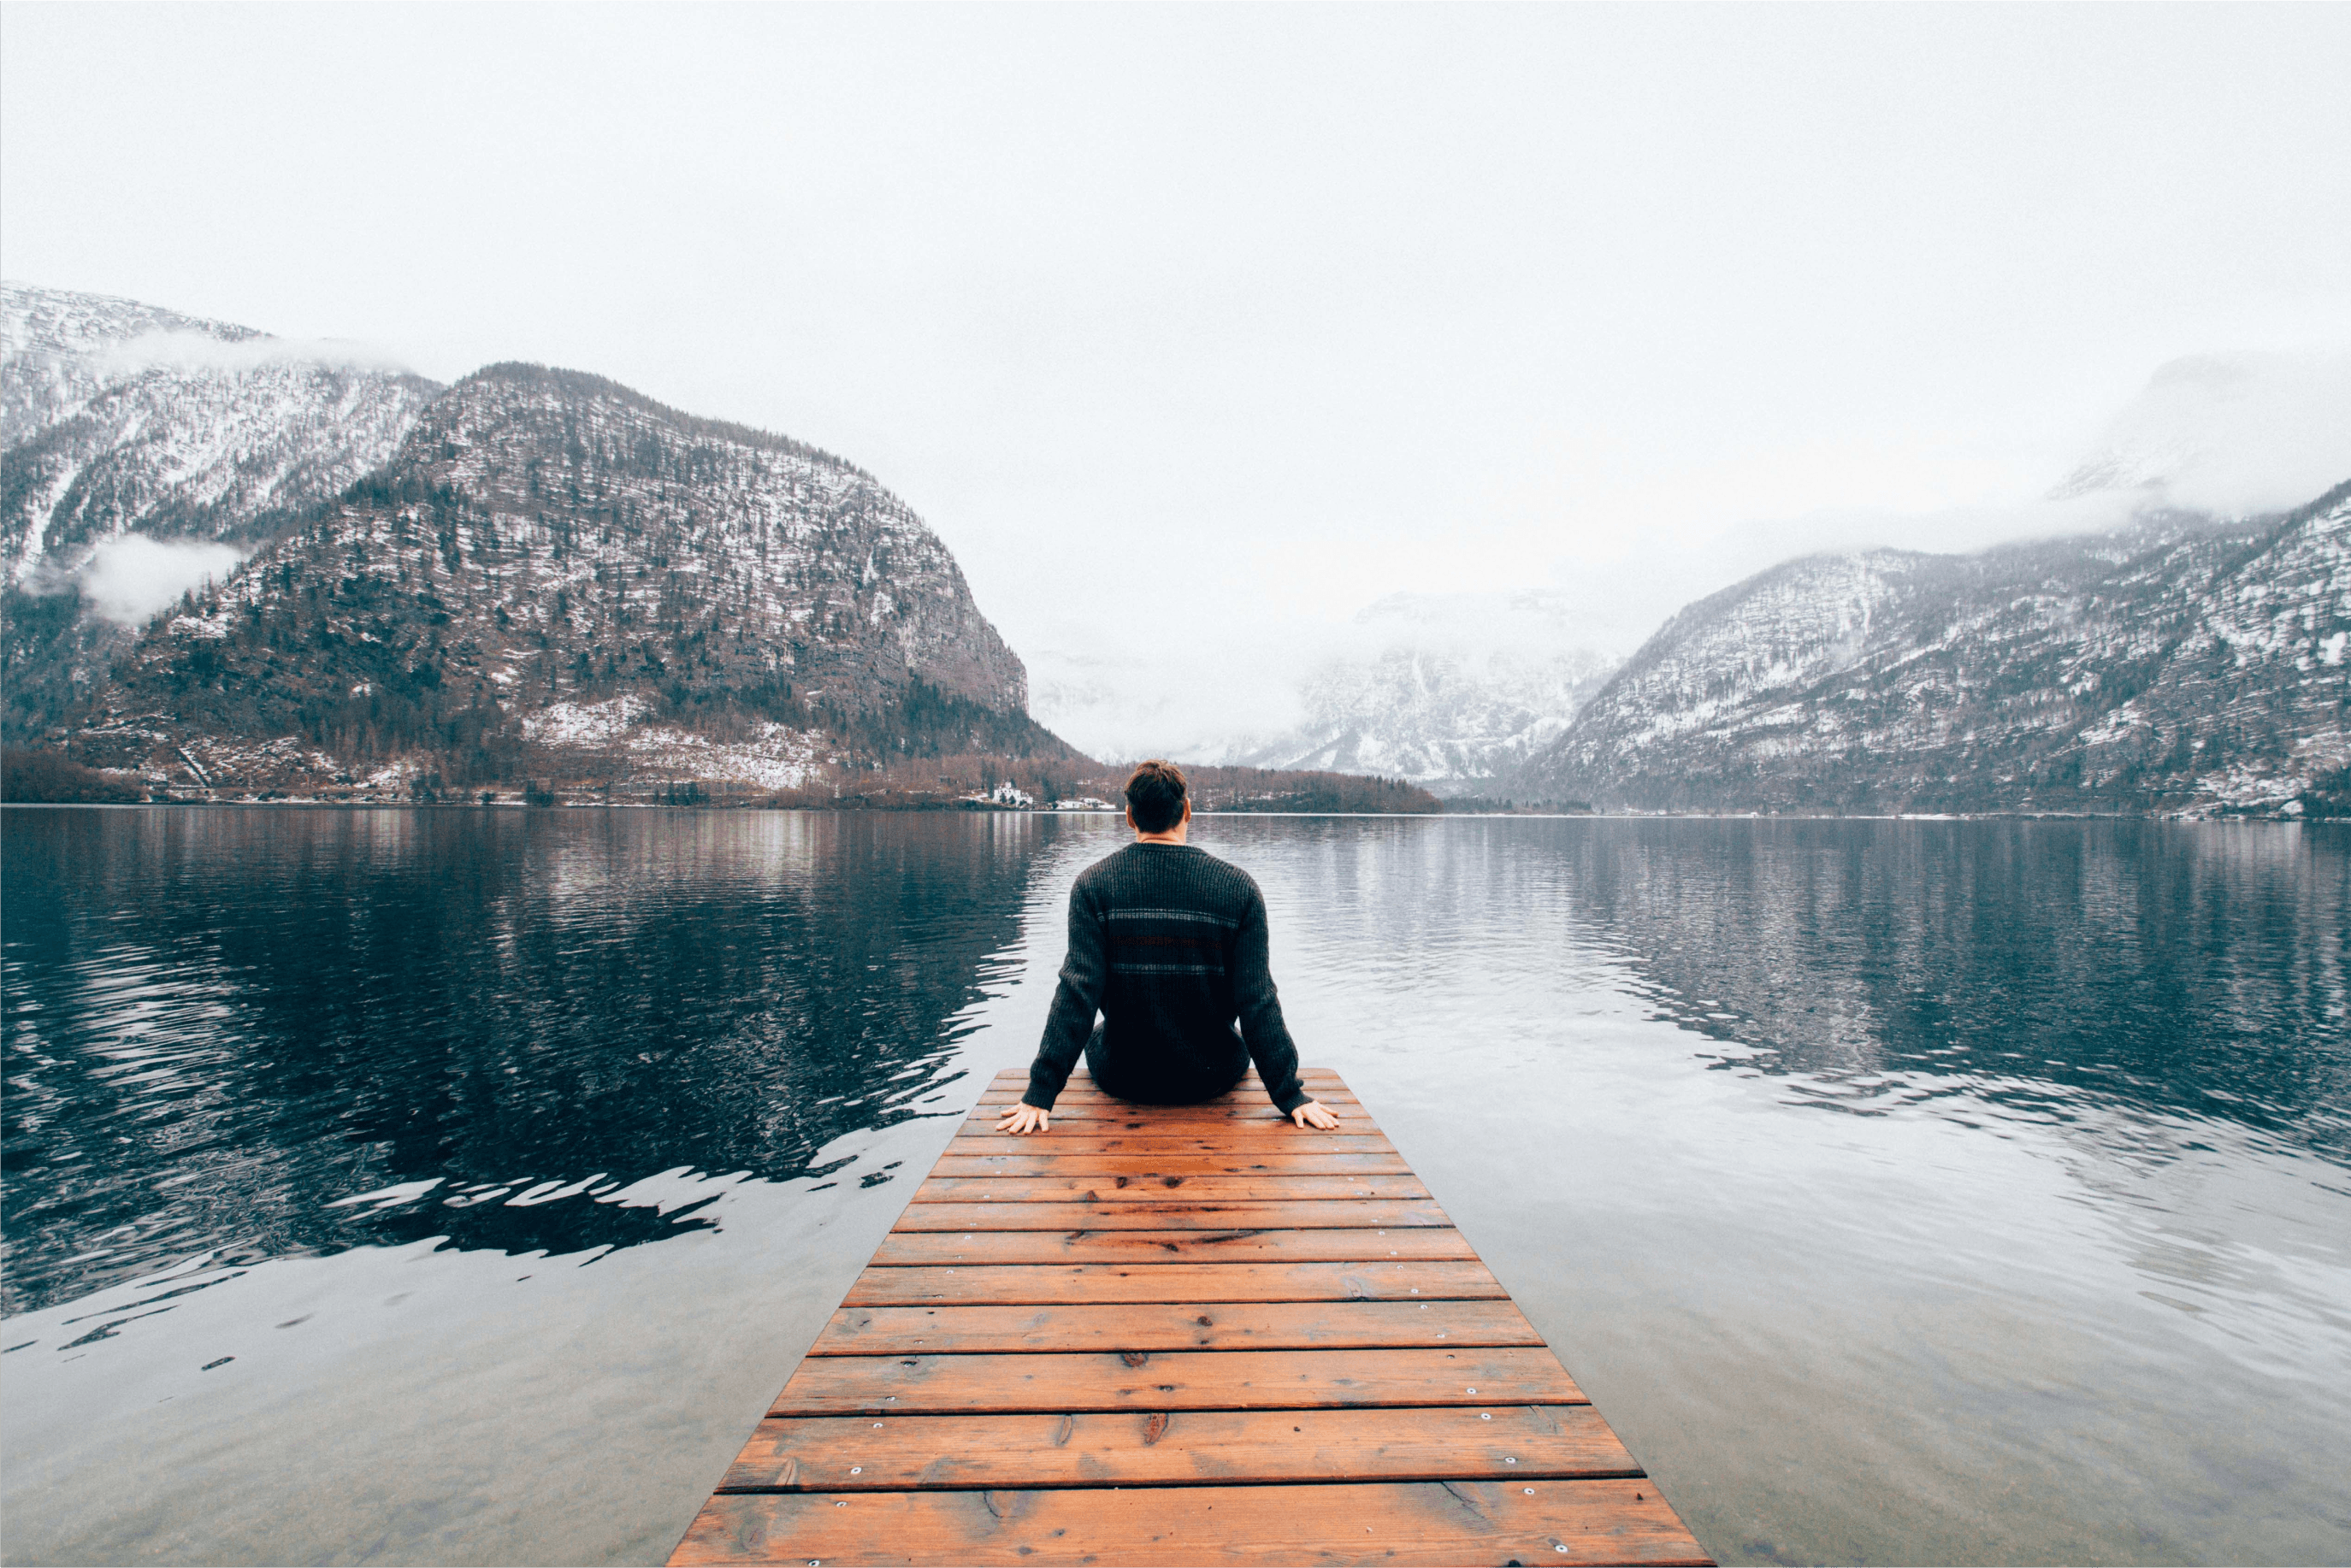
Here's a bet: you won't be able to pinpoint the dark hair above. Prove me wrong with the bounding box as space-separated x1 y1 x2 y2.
1125 759 1189 834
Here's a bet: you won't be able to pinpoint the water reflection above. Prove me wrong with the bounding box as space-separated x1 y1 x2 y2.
1542 819 2351 1160
2 808 1048 1314
4 810 2348 1567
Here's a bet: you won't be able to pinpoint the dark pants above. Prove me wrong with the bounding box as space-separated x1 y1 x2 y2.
1083 1022 1248 1105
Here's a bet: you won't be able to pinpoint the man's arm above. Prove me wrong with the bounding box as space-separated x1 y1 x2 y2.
1019 881 1107 1114
1231 888 1311 1116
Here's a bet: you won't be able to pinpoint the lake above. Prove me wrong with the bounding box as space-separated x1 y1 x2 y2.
3 807 2347 1565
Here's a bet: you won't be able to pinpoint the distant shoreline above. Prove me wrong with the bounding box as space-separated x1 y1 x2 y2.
2 801 2334 823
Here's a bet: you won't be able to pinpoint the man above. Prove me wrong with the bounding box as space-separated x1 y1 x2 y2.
995 759 1342 1135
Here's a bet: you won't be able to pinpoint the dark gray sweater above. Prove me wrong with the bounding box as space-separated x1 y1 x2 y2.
1022 841 1309 1114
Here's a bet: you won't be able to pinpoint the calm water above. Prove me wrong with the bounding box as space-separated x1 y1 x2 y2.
3 808 2347 1565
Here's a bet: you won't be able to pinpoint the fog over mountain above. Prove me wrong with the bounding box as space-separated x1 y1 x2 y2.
2 282 446 725
2053 351 2351 516
3 282 441 598
1229 593 1618 792
1486 351 2351 816
3 277 2344 817
1036 350 2350 816
1507 475 2350 816
3 285 1073 798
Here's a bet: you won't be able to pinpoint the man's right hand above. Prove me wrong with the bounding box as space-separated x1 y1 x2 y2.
1291 1099 1341 1130
996 1102 1052 1136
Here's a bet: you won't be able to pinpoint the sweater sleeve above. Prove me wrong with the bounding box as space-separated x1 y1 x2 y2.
1231 887 1308 1114
1024 877 1106 1109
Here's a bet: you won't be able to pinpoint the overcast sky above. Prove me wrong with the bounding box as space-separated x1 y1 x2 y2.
5 3 2348 745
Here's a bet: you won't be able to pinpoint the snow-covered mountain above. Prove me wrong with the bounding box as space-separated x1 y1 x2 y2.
2 283 446 731
69 361 1066 794
1510 483 2351 815
1235 592 1618 790
2051 351 2351 517
2 282 443 587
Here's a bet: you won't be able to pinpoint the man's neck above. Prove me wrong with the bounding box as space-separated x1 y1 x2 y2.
1135 830 1187 846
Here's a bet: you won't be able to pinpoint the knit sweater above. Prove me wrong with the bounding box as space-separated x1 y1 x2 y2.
1022 841 1309 1114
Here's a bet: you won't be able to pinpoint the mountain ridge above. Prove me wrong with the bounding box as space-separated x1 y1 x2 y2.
0 285 1082 798
1508 482 2351 816
61 357 1069 795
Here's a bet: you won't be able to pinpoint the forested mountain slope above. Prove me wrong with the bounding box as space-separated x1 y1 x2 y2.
2 282 445 724
69 362 1067 793
1512 482 2351 816
3 281 444 583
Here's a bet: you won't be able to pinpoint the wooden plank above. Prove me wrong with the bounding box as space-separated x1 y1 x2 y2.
718 1405 1640 1491
913 1174 1432 1202
929 1152 1413 1177
672 1479 1708 1565
841 1261 1511 1306
769 1347 1582 1415
673 1067 1711 1568
889 1199 1453 1231
945 1134 1398 1155
968 1086 1354 1099
964 1090 1373 1114
806 1300 1543 1355
960 1106 1380 1129
870 1228 1482 1266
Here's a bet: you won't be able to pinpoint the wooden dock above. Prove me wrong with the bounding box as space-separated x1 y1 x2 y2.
670 1068 1711 1566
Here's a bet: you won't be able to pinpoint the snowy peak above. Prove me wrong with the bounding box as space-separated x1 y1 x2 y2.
1238 590 1619 787
73 350 1062 795
1 281 443 590
365 358 1026 714
8 285 1070 794
1 280 265 445
1514 481 2351 814
2051 351 2351 516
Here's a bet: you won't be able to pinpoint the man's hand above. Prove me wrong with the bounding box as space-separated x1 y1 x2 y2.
1291 1099 1341 1130
996 1101 1052 1136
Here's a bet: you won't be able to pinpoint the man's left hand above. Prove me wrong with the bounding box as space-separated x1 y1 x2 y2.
996 1102 1051 1136
1291 1099 1340 1130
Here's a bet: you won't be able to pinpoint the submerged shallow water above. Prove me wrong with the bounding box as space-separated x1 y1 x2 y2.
3 808 2347 1565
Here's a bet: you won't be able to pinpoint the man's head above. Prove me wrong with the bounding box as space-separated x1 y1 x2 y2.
1125 759 1190 835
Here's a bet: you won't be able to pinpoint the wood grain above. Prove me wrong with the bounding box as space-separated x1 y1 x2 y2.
769 1347 1583 1415
961 1107 1379 1131
673 1480 1710 1565
718 1405 1639 1491
889 1199 1454 1232
913 1174 1431 1202
972 1083 1360 1102
807 1300 1542 1355
669 1068 1710 1568
946 1132 1400 1156
840 1260 1510 1306
929 1152 1413 1177
870 1228 1483 1266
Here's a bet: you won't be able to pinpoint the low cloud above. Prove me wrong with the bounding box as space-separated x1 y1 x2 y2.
95 329 416 377
79 534 244 627
2053 351 2351 516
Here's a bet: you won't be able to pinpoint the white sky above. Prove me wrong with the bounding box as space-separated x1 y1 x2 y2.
5 3 2349 747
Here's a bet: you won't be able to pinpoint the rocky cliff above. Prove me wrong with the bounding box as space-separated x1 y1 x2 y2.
1512 483 2351 816
63 360 1064 795
3 281 444 584
3 282 446 726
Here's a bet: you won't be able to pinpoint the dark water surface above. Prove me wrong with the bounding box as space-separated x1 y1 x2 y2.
3 809 2347 1565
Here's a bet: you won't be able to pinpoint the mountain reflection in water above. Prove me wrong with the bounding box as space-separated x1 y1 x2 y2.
1554 818 2349 1157
3 808 1038 1314
2 809 2346 1568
